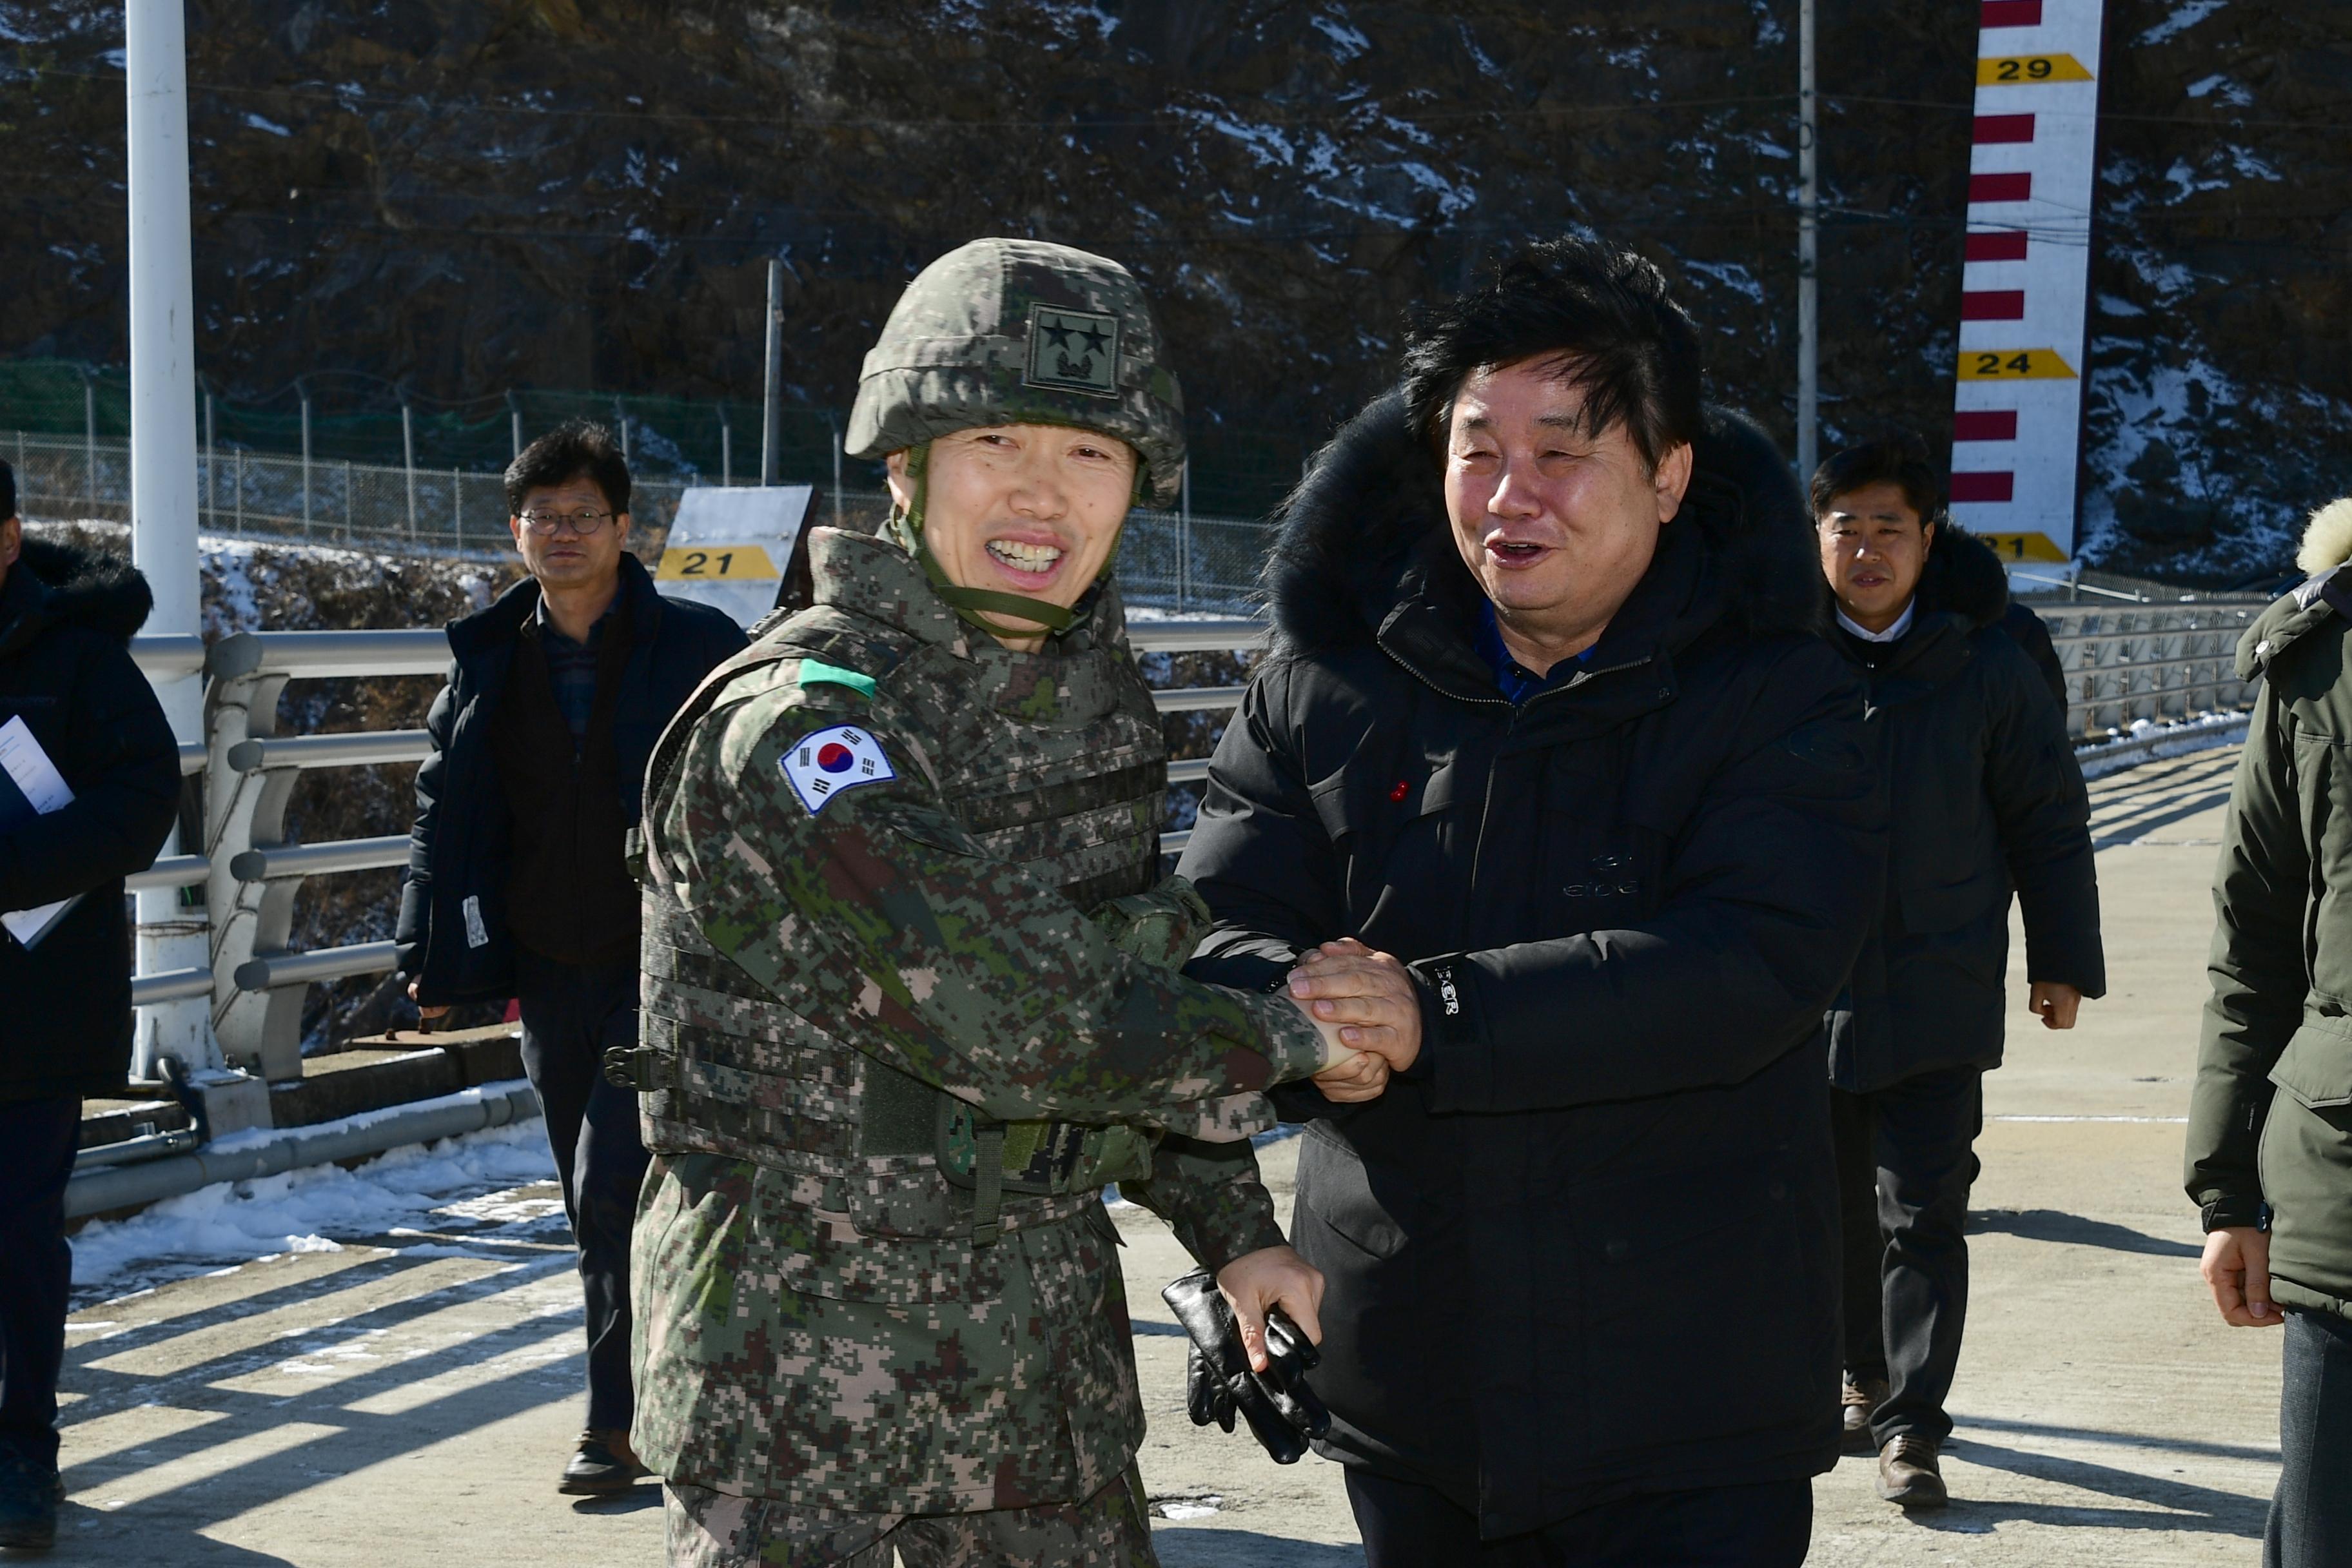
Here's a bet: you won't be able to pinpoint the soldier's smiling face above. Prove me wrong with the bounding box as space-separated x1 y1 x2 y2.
887 424 1138 651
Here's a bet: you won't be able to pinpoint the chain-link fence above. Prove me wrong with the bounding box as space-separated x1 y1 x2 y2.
4 428 1277 612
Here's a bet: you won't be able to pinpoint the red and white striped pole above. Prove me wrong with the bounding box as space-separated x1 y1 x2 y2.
1948 0 2108 570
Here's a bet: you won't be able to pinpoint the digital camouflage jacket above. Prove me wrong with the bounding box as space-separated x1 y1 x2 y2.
628 525 1330 1513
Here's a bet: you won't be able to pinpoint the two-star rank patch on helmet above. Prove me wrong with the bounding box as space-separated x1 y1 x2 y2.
781 724 897 815
1024 304 1121 398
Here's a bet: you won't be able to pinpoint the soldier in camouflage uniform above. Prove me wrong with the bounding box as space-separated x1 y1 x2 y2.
622 239 1375 1567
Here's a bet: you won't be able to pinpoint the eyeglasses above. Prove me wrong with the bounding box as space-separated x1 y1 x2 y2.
518 508 620 535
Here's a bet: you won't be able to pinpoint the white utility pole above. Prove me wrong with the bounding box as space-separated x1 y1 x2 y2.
401 398 417 536
299 380 313 529
761 259 784 485
126 0 217 1076
1795 0 1820 482
83 373 97 506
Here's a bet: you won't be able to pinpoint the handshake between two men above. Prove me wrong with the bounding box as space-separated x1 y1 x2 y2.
1291 937 1424 1103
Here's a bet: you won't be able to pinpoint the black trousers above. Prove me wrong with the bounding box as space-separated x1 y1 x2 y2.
514 948 649 1434
1345 1469 1810 1568
0 1096 81 1473
1830 1064 1983 1448
2268 1307 2352 1568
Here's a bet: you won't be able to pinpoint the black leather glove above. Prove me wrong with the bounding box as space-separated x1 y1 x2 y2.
1161 1268 1331 1464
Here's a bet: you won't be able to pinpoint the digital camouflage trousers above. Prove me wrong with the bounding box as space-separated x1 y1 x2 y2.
665 1467 1158 1568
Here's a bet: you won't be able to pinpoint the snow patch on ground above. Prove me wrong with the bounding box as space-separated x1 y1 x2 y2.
1683 260 1767 305
1310 12 1370 61
2138 0 2227 46
2076 712 2252 779
2186 74 2252 106
70 1122 557 1300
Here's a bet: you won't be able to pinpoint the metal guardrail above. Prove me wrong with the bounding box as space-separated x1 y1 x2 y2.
129 966 215 1006
110 593 2274 1092
227 730 431 772
2029 598 2270 738
229 835 409 881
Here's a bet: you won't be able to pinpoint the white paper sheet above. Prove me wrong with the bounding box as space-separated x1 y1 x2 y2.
0 714 81 948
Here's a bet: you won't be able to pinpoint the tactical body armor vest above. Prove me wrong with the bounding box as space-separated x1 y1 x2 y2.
626 529 1168 1245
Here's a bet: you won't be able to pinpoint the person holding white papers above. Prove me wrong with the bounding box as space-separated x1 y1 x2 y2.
0 459 181 1551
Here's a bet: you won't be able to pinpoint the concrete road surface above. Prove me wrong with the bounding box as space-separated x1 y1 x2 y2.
43 745 2278 1565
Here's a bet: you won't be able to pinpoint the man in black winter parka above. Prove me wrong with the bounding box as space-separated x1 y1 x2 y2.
1810 438 2102 1511
0 465 181 1551
394 423 743 1494
1178 241 1887 1565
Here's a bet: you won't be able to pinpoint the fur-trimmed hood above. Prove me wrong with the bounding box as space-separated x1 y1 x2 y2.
1262 389 1821 660
0 534 157 654
2238 496 2352 679
2296 497 2352 577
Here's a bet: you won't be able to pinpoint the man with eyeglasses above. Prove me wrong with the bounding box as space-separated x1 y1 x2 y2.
396 419 745 1495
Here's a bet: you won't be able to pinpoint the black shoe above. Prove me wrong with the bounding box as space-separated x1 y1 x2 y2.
1841 1373 1891 1456
558 1429 649 1496
0 1448 60 1551
1877 1435 1948 1509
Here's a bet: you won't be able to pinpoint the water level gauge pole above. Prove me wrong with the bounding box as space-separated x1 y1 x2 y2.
1796 0 1819 482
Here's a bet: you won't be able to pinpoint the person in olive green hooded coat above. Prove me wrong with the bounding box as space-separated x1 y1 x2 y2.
2190 494 2352 1568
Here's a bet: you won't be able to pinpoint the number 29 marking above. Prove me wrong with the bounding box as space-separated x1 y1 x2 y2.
1976 53 2094 86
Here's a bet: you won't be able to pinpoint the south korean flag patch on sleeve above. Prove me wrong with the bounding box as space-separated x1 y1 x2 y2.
781 724 897 816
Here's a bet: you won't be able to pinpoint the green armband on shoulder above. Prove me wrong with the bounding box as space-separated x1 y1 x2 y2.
798 658 877 700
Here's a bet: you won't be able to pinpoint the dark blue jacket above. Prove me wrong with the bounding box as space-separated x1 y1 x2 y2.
1179 398 1886 1536
1823 528 2104 1092
0 537 181 1101
395 552 745 1004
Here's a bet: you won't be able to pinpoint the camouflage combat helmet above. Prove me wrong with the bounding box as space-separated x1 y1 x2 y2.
848 237 1186 505
846 239 1186 634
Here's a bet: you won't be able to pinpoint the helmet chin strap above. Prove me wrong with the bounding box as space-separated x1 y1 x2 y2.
890 442 1084 637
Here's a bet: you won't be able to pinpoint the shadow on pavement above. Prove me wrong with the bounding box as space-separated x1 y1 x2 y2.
1152 1528 1365 1566
57 1250 587 1544
571 1484 663 1516
1957 1413 2280 1465
1941 1438 2268 1538
1968 1208 2202 1259
2086 751 2237 847
44 1500 302 1564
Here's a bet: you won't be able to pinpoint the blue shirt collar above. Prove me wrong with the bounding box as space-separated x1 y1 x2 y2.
533 588 618 651
1474 599 1592 705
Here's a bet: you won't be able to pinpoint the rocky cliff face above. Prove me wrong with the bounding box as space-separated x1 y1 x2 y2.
5 0 2344 577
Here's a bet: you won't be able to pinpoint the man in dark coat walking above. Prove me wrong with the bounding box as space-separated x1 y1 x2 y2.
395 422 744 1494
0 462 181 1550
1810 436 2103 1508
1177 240 1887 1564
2190 495 2352 1568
